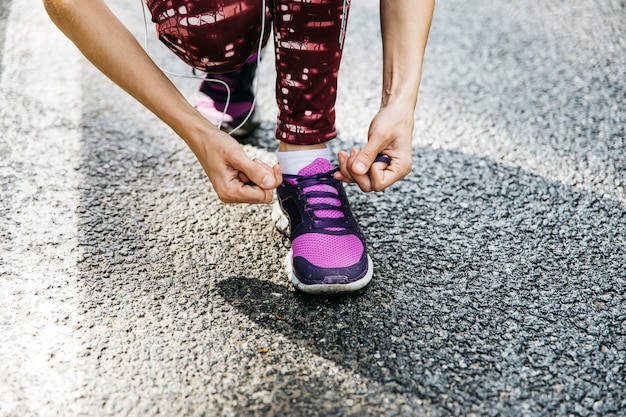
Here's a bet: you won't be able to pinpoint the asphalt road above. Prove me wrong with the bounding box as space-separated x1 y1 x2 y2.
1 0 625 416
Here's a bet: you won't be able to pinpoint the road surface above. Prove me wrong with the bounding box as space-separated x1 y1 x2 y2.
1 0 625 416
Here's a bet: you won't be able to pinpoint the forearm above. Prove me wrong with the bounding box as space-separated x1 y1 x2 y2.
379 0 434 108
43 0 215 148
43 0 281 203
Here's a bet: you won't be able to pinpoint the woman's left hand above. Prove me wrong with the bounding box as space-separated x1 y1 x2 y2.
335 101 415 192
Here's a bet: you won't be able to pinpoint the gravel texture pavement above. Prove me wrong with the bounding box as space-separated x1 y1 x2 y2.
1 0 625 416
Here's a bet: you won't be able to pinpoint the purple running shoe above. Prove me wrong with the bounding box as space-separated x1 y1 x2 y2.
276 158 373 294
194 55 260 138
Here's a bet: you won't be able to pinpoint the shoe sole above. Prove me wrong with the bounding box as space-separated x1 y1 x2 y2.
284 249 374 295
271 200 289 235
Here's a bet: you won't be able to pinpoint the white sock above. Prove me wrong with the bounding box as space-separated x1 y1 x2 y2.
276 147 332 175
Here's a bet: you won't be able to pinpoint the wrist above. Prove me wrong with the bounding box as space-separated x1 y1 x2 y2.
381 71 421 110
379 95 418 125
173 107 222 155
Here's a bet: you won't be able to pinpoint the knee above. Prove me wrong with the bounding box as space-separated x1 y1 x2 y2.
43 0 72 22
152 1 266 73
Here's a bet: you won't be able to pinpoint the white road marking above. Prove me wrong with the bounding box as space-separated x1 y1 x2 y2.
0 0 84 414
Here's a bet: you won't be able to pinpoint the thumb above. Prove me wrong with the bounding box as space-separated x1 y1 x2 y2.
240 158 280 190
352 144 381 175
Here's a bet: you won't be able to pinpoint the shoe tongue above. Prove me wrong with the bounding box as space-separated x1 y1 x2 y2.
296 158 344 226
297 158 333 176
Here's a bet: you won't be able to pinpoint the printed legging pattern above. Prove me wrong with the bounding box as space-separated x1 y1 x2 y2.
146 0 352 144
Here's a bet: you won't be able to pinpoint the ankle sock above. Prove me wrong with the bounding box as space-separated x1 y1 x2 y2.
276 147 331 175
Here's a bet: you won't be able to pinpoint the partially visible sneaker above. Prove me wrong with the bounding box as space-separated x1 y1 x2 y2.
276 158 373 295
194 55 260 138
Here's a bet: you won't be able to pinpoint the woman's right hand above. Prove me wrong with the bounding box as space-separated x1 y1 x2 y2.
44 0 282 204
192 128 282 204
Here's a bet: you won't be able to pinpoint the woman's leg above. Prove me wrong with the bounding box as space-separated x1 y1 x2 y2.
271 0 373 294
145 0 350 143
145 0 268 73
271 0 351 146
145 0 271 136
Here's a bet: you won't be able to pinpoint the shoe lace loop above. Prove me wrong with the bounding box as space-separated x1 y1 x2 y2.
292 169 350 230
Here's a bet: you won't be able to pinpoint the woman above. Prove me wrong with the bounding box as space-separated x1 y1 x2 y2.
43 0 434 294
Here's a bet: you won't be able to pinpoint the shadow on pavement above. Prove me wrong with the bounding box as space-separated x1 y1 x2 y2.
74 97 626 415
67 0 626 414
217 145 626 415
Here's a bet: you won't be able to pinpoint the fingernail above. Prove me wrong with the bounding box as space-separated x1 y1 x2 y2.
261 175 274 188
354 161 367 173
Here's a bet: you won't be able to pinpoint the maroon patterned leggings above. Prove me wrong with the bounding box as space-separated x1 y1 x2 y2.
145 0 352 145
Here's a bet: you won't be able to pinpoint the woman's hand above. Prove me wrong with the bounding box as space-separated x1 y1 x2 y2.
335 0 433 193
44 0 282 204
335 101 414 192
194 129 282 204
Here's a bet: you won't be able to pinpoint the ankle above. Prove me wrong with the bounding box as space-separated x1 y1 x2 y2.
276 146 332 175
277 141 328 152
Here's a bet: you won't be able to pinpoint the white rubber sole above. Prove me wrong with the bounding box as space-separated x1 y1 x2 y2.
284 249 374 295
271 200 289 235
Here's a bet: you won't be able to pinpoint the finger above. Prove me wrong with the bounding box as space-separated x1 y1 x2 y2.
241 161 283 188
370 156 412 192
238 171 251 185
245 161 281 202
335 150 355 183
232 188 273 204
272 163 283 185
370 154 392 177
368 163 397 192
215 156 276 203
368 154 393 192
241 158 281 190
215 179 273 204
237 185 273 204
351 144 380 176
347 147 372 192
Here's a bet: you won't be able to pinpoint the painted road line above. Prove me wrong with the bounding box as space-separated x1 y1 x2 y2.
0 1 84 415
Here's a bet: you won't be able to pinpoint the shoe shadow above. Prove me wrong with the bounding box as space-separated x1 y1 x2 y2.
217 276 425 393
